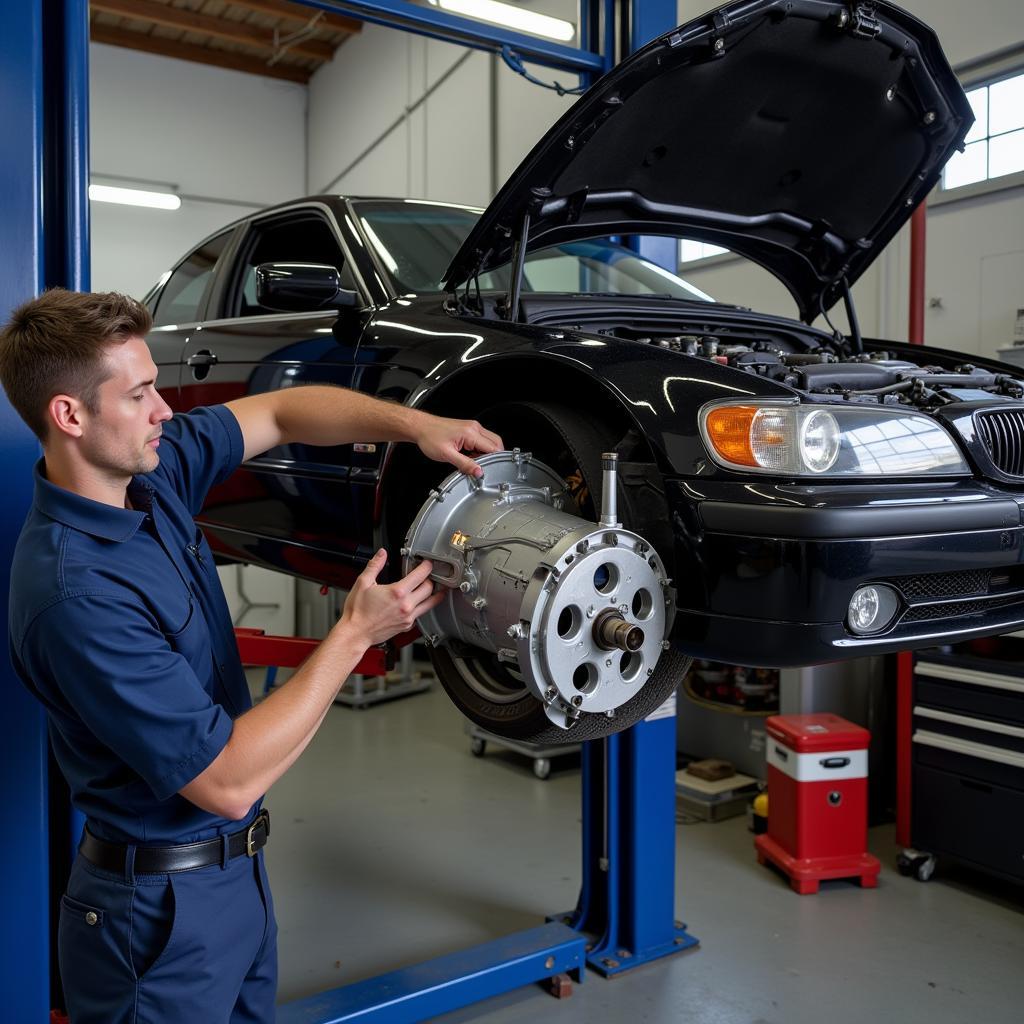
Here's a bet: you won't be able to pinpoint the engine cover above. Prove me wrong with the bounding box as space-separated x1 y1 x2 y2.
402 450 673 730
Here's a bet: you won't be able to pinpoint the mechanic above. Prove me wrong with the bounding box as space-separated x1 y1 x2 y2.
0 288 503 1024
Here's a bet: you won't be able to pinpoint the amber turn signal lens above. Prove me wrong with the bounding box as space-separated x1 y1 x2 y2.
703 406 760 467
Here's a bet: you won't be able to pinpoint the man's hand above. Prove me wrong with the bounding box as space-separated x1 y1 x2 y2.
339 550 444 647
414 415 504 477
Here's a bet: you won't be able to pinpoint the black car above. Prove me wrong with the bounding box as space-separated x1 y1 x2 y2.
145 0 1021 742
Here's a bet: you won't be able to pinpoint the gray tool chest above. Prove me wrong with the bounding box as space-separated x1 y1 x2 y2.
912 649 1024 884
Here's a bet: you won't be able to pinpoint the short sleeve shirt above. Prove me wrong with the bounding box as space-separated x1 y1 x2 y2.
8 405 258 844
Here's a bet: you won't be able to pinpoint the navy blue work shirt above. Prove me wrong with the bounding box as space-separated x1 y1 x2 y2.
8 405 258 844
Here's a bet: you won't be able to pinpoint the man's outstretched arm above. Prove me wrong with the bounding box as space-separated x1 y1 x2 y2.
225 385 503 476
180 551 442 819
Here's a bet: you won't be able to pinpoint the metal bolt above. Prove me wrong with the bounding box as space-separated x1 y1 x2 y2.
713 37 724 52
605 709 616 718
837 9 849 27
673 937 685 946
602 957 620 969
472 597 486 610
661 640 671 651
85 911 98 926
507 623 524 638
617 949 631 959
545 687 557 702
586 605 596 618
572 695 583 707
923 110 936 125
646 668 654 677
429 488 443 502
605 658 613 667
674 920 684 929
459 581 472 593
544 956 555 969
885 85 895 101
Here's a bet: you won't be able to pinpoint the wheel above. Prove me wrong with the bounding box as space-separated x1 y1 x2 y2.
402 400 691 746
470 737 487 757
916 855 936 882
533 757 552 780
897 850 935 881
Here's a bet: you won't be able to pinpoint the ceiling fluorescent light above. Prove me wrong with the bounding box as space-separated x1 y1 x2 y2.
428 0 575 42
88 184 181 210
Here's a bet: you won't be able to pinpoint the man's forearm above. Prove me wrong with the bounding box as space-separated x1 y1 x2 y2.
275 385 430 448
180 620 368 818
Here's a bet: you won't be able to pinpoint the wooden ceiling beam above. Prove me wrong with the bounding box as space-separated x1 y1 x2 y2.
225 0 362 36
90 23 312 84
90 0 335 62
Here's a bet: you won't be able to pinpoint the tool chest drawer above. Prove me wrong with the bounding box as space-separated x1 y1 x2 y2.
912 648 1024 883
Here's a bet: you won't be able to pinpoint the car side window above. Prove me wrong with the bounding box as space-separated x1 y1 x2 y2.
152 230 232 327
232 212 357 318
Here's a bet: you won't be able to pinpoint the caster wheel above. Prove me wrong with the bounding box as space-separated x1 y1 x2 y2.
470 737 486 757
533 758 552 780
897 850 935 881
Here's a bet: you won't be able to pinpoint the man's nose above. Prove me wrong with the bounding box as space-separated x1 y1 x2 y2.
153 393 173 423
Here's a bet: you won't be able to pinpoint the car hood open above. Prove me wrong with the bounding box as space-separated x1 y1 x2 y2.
442 0 973 321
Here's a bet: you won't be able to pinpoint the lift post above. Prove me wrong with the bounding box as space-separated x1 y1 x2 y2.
561 716 698 976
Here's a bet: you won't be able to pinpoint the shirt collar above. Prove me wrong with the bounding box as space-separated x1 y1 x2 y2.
33 459 154 543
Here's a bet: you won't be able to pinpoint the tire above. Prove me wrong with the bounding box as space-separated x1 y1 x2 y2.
423 401 691 746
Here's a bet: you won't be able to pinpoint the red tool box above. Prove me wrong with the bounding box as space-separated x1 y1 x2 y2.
755 713 880 894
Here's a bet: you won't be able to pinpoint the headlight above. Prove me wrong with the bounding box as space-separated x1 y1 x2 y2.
699 400 970 477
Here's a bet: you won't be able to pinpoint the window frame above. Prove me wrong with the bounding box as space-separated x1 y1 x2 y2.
150 227 236 327
941 64 1024 193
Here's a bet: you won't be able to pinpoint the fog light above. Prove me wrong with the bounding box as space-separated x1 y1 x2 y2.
848 584 899 635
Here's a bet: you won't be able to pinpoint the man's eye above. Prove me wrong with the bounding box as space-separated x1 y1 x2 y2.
132 394 145 401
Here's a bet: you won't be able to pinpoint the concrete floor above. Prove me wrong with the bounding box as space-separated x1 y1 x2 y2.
258 673 1024 1024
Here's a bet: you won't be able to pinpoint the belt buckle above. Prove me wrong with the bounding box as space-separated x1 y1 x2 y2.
246 809 270 858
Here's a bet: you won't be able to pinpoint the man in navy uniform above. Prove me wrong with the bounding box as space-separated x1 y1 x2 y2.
0 288 502 1023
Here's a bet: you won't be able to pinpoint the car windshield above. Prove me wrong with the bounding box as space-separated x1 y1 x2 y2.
352 200 713 302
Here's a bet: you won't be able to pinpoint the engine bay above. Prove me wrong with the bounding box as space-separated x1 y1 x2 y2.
599 323 1024 412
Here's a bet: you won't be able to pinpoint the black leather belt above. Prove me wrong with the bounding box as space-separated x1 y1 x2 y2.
80 809 270 874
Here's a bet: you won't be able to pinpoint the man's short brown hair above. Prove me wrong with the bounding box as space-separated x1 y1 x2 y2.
0 288 152 441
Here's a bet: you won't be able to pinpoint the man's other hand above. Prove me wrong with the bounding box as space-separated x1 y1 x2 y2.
339 550 444 647
415 415 503 477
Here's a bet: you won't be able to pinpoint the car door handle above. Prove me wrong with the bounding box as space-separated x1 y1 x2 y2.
186 350 219 367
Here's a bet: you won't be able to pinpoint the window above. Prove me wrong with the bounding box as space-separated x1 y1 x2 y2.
942 70 1024 190
152 230 231 326
679 239 728 264
234 213 356 317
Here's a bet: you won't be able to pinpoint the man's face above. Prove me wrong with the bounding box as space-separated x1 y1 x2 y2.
79 335 173 478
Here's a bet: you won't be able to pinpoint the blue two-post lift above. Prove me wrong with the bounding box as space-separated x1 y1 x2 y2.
0 2 696 1020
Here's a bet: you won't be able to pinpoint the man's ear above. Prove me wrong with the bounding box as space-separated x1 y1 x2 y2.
48 394 85 439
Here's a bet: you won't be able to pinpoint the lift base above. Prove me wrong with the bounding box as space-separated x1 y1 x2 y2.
277 922 585 1023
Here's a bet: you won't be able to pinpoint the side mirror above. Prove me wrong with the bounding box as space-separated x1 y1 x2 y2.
254 263 360 312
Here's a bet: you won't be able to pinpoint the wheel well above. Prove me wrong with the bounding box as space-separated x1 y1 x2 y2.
380 359 669 567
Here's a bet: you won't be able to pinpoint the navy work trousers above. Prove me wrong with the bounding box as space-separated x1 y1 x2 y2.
58 847 277 1023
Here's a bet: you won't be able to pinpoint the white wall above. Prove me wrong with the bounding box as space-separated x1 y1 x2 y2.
89 43 307 299
307 21 577 206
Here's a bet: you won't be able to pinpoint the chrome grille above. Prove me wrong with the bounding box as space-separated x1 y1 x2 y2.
977 409 1024 477
896 569 990 601
901 596 1020 623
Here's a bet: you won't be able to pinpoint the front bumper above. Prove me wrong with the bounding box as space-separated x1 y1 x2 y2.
667 478 1024 667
